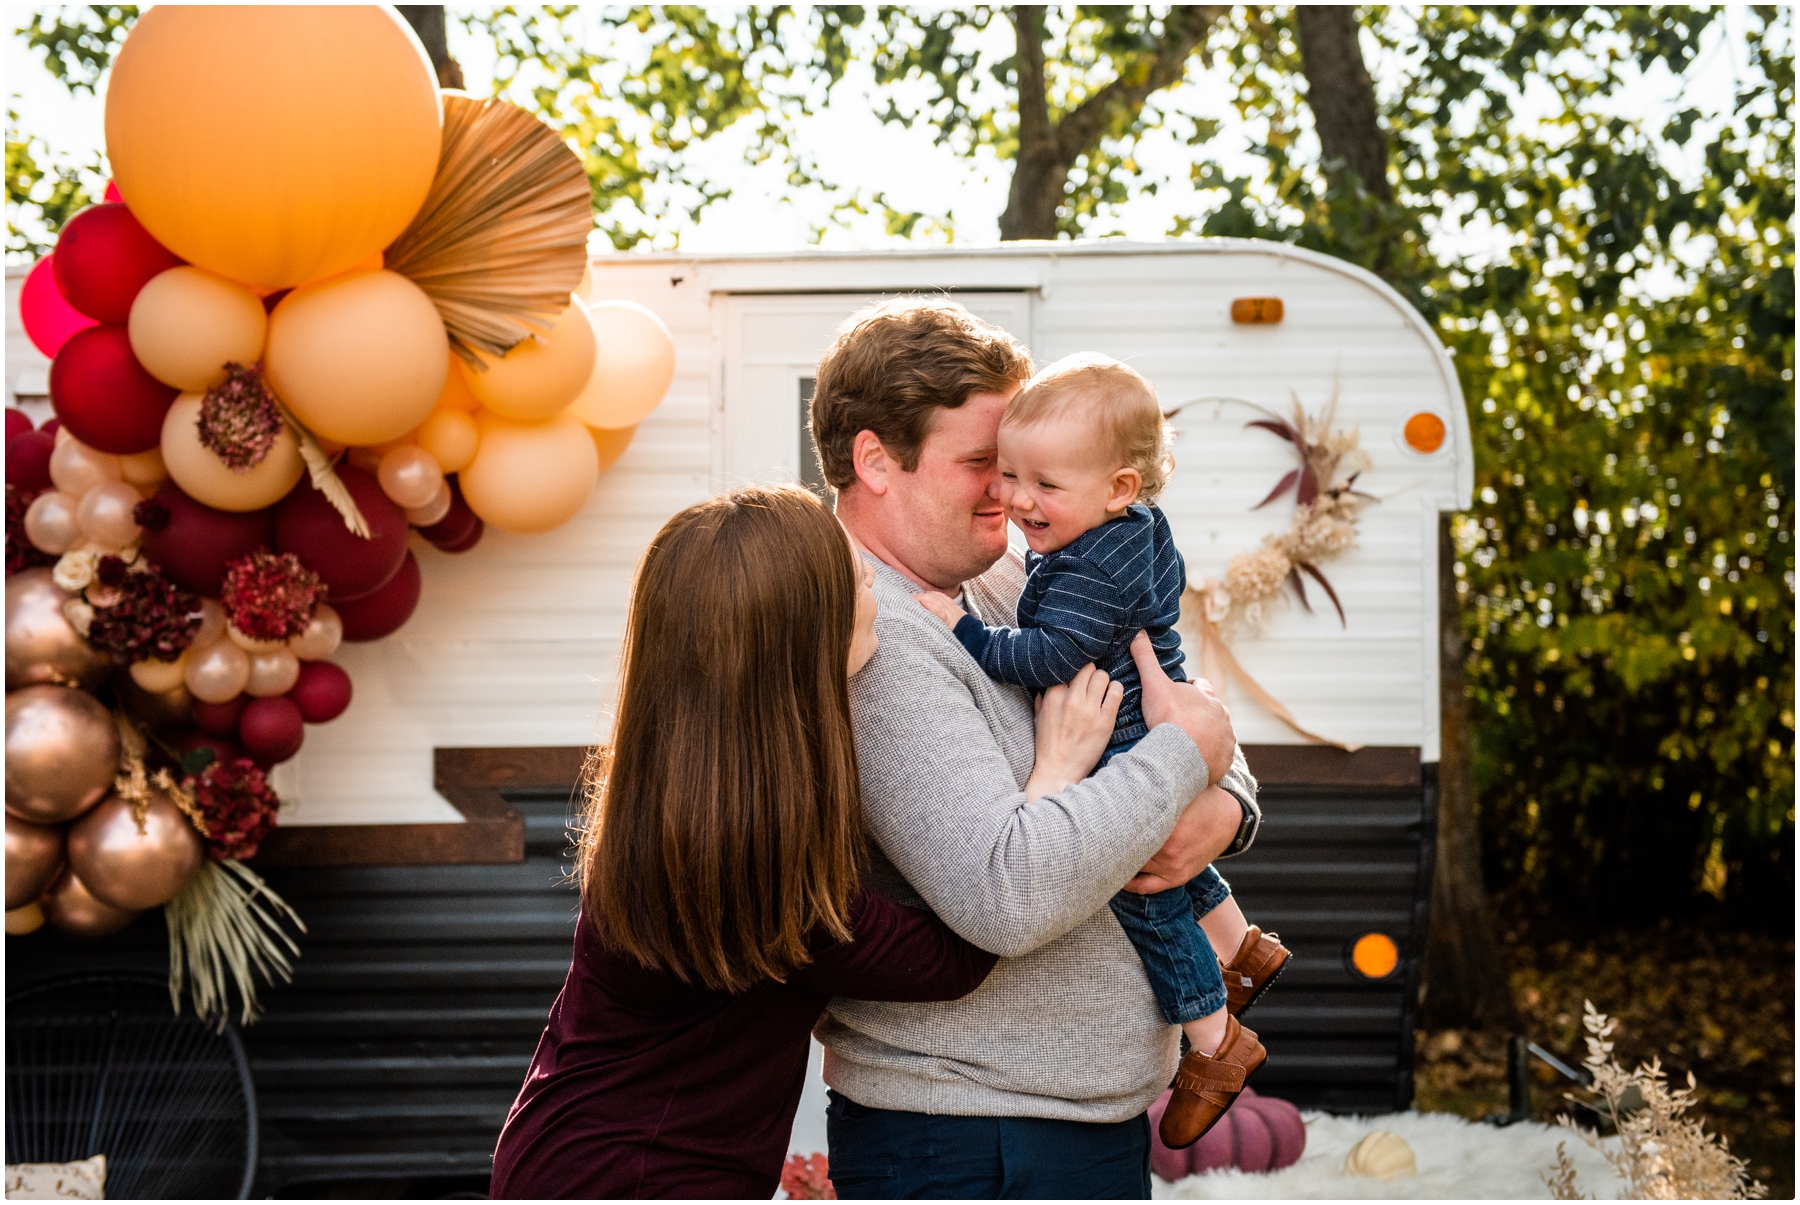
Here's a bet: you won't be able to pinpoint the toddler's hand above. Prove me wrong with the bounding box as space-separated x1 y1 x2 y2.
912 591 966 629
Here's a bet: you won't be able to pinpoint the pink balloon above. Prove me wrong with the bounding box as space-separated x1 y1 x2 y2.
20 257 99 359
103 181 123 204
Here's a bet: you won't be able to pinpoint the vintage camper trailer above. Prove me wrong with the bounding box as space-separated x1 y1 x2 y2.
7 240 1471 1192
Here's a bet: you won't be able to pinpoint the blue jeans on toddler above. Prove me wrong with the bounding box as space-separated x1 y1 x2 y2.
1109 866 1231 1025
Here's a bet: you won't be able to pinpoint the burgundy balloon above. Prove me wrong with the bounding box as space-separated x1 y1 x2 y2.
273 465 407 602
6 410 31 443
436 520 484 554
52 203 184 323
136 481 273 596
6 430 55 493
261 288 291 314
39 419 60 438
288 660 352 722
192 695 248 738
177 730 241 771
49 325 178 454
238 696 304 765
419 475 479 547
335 550 421 642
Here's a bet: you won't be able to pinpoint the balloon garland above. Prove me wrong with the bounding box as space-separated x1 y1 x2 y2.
4 6 676 1022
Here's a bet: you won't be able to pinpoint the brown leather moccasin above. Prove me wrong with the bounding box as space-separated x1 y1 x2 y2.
1222 925 1291 1017
1158 1014 1267 1150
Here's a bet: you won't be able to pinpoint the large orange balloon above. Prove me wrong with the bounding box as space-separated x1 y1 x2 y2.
160 394 304 512
569 301 676 429
264 270 449 446
460 411 598 534
465 302 598 422
103 7 441 291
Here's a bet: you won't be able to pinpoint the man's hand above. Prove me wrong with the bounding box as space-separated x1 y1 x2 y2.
913 591 965 630
1130 632 1235 776
1121 784 1240 894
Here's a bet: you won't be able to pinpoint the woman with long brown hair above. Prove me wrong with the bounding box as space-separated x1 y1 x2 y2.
489 486 1121 1199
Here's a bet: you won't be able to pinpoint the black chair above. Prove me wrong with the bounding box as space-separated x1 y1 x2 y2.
6 972 258 1200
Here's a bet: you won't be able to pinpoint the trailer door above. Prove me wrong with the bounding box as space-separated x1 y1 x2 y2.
718 291 1033 490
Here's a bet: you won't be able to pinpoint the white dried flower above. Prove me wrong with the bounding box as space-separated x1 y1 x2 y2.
53 549 98 593
1225 546 1291 604
61 599 94 638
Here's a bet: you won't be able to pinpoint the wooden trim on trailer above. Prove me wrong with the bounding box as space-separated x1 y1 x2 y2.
250 747 592 867
1241 744 1422 789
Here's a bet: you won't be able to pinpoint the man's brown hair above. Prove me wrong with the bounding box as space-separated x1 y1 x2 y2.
580 485 865 993
809 298 1033 491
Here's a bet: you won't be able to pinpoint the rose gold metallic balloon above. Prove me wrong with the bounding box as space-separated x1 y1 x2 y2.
48 436 121 498
74 481 145 549
5 684 121 824
5 568 114 690
183 638 250 704
23 491 82 555
66 788 203 911
377 444 444 509
246 648 300 697
40 864 139 938
291 604 342 661
112 670 195 736
6 812 65 909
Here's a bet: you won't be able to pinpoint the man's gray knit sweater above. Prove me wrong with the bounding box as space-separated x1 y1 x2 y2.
817 551 1257 1123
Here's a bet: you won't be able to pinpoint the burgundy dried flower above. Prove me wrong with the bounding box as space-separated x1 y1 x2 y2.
221 550 323 642
83 558 202 663
133 497 171 531
189 757 281 861
198 362 285 472
6 484 56 577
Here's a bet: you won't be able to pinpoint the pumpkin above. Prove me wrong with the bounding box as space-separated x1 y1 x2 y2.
1148 1086 1306 1181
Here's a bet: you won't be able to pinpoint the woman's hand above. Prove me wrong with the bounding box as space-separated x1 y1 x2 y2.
1024 664 1123 800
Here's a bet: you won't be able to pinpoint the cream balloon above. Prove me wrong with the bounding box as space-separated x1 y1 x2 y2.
128 266 269 391
23 492 82 555
570 301 676 430
417 407 479 474
377 445 444 510
129 652 189 694
291 605 342 661
193 598 227 649
264 270 449 446
246 649 301 697
460 411 599 535
75 482 144 549
464 302 598 421
160 394 304 512
404 480 453 527
48 437 121 498
117 447 169 490
183 639 250 704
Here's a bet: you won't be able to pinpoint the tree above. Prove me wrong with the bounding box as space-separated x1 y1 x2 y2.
398 6 466 89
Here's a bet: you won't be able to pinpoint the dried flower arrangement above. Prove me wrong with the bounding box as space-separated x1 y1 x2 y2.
78 555 202 664
220 550 324 642
189 757 282 862
1547 1001 1765 1201
7 484 55 576
198 362 285 471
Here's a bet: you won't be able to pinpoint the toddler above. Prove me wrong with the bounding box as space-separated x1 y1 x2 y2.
916 353 1290 1149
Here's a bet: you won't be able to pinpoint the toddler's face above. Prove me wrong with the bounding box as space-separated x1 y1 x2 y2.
997 412 1140 555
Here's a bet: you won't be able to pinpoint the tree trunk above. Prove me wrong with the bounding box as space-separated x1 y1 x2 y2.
1423 515 1519 1029
1293 6 1391 200
397 5 465 90
999 8 1066 241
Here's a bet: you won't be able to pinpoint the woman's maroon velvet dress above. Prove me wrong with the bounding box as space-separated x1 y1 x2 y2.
489 892 996 1199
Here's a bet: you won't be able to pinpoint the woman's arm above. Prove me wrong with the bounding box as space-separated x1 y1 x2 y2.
789 890 997 1003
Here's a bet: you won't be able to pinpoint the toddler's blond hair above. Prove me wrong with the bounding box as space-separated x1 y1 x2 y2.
1003 353 1174 502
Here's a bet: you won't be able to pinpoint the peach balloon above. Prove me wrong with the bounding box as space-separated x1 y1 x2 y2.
40 866 137 938
591 424 637 472
4 685 120 825
129 652 189 694
436 356 483 412
118 446 169 489
378 445 444 510
103 6 441 291
23 491 82 555
246 649 301 698
417 408 479 473
184 639 250 704
6 902 46 936
128 266 268 391
576 262 594 300
49 436 121 498
292 605 342 661
67 788 203 911
404 480 453 527
160 393 304 512
460 411 599 535
465 302 598 421
264 270 449 446
571 301 676 429
75 481 144 549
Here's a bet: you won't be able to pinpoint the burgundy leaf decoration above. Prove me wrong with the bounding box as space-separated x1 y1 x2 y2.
1245 419 1297 443
1287 567 1314 613
1298 561 1347 627
1254 469 1300 510
1296 463 1319 506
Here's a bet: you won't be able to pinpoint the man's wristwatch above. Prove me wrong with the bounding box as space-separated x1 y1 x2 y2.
1218 785 1261 858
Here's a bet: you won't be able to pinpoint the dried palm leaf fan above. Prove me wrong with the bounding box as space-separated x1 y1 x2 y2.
383 95 593 365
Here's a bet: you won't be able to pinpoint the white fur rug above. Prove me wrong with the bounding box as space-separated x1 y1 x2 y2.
1154 1110 1622 1200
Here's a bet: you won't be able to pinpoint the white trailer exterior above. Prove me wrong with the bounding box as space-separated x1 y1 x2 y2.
8 241 1471 827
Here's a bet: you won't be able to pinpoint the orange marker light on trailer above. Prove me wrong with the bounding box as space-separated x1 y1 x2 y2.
1230 297 1284 324
1350 932 1400 979
1403 411 1446 453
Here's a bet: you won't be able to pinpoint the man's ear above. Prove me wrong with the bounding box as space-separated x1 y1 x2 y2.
852 430 892 496
1107 467 1143 513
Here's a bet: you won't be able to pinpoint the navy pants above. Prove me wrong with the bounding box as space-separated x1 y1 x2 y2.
1107 865 1233 1025
825 1091 1151 1199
